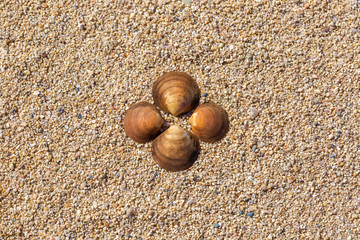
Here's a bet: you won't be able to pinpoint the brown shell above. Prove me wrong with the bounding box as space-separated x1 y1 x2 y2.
152 71 200 116
189 102 229 143
152 125 200 171
123 102 164 143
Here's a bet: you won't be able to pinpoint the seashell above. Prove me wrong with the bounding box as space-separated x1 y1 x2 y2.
152 125 200 171
123 102 164 143
189 102 229 143
152 71 200 116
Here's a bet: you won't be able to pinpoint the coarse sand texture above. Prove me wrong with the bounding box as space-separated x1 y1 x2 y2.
1 0 360 239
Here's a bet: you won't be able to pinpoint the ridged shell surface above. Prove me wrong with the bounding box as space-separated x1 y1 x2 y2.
152 125 200 171
189 102 229 143
152 71 200 116
124 102 164 143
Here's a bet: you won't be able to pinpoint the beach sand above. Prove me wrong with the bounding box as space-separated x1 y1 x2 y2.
1 0 359 239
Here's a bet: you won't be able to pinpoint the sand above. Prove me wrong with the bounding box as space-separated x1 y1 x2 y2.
1 0 359 239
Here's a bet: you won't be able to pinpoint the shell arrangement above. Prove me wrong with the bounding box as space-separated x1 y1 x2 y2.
123 71 229 171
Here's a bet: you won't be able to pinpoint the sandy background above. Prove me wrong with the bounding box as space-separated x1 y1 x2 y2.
1 0 360 239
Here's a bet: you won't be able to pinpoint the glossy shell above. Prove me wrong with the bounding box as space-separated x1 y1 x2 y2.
152 125 200 171
123 102 164 143
152 71 200 116
189 102 229 143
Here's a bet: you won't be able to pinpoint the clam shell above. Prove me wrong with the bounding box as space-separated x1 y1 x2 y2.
189 102 229 143
152 125 200 171
152 71 200 116
123 102 164 143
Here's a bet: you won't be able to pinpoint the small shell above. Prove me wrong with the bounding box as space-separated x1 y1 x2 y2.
189 102 229 143
152 125 200 171
123 102 164 143
152 71 200 116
